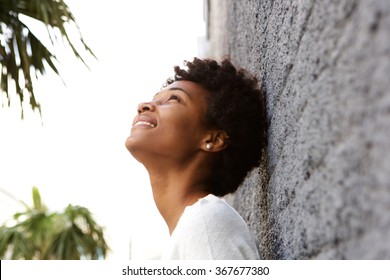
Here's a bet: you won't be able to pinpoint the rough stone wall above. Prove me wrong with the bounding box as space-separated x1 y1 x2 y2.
206 0 390 259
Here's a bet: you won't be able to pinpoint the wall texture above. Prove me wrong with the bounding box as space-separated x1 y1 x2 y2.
205 0 390 259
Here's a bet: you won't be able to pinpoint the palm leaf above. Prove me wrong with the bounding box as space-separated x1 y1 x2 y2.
0 186 109 259
0 0 96 117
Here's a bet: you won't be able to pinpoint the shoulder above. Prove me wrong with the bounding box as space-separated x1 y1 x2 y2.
162 194 260 260
189 195 247 228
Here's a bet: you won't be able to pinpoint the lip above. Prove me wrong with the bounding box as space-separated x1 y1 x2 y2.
132 115 158 129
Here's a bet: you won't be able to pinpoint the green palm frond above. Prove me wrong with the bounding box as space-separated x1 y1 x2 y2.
0 187 109 260
0 0 96 117
0 227 35 259
47 204 109 260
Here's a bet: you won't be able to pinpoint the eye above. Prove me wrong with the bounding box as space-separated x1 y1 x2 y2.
167 95 181 102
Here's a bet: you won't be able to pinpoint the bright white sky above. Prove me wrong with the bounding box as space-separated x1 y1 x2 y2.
0 0 205 260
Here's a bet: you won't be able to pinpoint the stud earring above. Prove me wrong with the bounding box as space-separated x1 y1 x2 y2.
206 143 213 150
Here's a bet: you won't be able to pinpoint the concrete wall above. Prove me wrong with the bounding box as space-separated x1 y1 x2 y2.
205 0 390 259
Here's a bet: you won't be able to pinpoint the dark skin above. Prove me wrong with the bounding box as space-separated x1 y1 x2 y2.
125 81 228 234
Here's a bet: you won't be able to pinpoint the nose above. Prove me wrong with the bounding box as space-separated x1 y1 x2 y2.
137 102 156 114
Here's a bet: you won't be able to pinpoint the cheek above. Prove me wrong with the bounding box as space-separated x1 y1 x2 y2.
161 114 202 140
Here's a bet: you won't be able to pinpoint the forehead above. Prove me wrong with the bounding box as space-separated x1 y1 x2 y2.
160 80 209 99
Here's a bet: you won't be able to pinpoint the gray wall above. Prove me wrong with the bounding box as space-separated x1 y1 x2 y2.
205 0 390 259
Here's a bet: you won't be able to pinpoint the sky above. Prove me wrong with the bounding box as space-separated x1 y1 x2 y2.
0 0 205 260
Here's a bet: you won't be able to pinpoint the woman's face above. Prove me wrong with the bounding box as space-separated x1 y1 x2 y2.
125 80 211 163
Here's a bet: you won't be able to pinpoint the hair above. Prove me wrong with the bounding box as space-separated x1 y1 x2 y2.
165 57 266 196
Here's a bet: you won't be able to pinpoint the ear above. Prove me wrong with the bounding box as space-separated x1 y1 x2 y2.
201 130 229 152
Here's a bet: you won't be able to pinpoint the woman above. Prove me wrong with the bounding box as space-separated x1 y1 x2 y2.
125 57 266 259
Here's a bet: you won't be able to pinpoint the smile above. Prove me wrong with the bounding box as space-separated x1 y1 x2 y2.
134 121 156 128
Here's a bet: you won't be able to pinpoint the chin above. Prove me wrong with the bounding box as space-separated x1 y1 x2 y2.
125 136 145 162
125 135 135 153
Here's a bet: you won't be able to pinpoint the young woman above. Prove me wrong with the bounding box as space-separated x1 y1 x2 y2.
125 57 266 259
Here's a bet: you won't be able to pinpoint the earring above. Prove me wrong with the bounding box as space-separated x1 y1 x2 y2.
206 143 213 150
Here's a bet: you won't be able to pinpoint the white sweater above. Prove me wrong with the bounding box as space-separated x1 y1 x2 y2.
161 194 260 260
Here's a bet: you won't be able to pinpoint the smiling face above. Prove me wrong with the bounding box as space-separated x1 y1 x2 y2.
125 80 211 165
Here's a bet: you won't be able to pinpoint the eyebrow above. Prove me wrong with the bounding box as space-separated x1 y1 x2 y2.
154 87 192 100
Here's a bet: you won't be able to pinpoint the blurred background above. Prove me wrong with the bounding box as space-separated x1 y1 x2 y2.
0 0 205 259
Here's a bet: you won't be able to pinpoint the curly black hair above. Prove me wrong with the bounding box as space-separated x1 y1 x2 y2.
165 57 266 196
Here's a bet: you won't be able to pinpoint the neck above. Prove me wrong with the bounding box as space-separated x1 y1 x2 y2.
145 157 211 235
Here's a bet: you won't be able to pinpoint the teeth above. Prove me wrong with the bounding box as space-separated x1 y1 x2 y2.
135 121 156 128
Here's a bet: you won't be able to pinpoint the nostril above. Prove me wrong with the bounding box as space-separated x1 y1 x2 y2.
137 102 152 114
